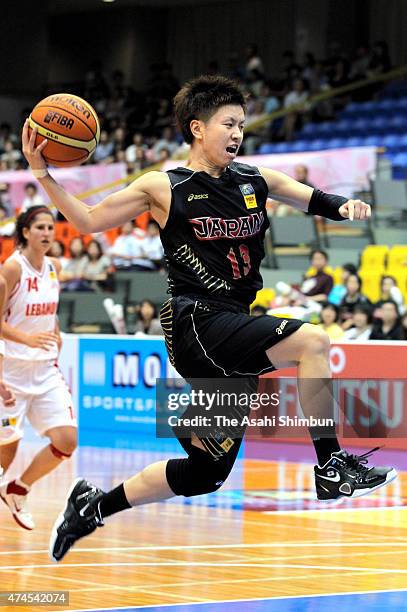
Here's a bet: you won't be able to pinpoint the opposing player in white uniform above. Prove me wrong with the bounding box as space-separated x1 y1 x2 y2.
0 206 77 530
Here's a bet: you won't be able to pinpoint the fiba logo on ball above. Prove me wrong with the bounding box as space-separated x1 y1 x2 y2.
28 92 100 167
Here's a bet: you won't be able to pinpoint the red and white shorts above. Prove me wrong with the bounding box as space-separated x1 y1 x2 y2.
0 358 76 445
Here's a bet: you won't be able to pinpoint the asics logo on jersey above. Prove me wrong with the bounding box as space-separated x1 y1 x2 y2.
318 471 341 482
187 193 209 202
189 211 264 240
276 319 288 335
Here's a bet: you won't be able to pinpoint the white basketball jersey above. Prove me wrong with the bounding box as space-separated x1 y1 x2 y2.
4 251 60 361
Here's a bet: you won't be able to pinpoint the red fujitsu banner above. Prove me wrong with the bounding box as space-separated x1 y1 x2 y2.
259 342 407 446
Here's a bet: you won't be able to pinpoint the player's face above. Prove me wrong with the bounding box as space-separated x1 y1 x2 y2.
24 213 55 252
202 105 245 165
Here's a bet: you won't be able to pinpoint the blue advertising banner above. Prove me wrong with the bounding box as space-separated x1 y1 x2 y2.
78 335 184 449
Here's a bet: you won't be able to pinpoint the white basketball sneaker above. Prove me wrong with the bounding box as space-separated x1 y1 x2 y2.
0 479 35 530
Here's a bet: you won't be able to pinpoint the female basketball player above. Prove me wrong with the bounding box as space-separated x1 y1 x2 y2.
0 206 77 530
21 75 395 560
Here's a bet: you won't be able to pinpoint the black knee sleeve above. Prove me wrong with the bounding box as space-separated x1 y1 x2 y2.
166 444 238 497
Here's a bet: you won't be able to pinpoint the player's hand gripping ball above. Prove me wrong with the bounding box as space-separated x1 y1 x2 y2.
27 93 100 167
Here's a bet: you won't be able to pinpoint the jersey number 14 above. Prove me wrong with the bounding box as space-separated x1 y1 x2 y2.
27 277 39 291
227 244 251 279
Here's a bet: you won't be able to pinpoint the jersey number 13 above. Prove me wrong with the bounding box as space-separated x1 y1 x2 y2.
227 244 251 279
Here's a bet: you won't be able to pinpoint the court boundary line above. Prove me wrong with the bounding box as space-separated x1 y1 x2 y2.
56 587 407 611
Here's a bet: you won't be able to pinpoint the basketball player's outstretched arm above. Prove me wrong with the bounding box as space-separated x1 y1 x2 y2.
22 121 170 233
259 166 371 220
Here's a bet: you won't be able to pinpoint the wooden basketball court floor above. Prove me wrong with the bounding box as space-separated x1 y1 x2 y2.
1 441 407 612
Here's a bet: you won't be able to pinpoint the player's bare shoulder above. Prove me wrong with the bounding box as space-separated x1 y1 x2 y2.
135 170 172 228
0 257 22 293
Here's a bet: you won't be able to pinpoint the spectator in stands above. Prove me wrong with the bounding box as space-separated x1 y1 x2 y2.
21 182 45 212
112 127 126 157
152 127 179 160
127 145 148 173
368 41 391 76
329 59 351 111
138 220 164 270
375 275 405 315
81 239 113 291
300 249 334 302
339 273 371 329
244 98 267 154
0 203 15 236
370 300 402 340
342 304 373 341
94 130 114 163
329 58 350 89
0 182 12 216
60 237 90 291
294 164 315 189
1 139 22 170
318 303 344 341
281 78 309 141
0 122 18 151
153 98 173 131
134 300 163 336
245 43 264 79
328 262 358 305
48 240 69 270
349 45 371 81
259 83 280 114
110 220 143 269
125 133 148 165
280 50 301 89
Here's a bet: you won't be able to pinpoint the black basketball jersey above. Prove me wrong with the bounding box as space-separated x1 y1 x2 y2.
160 162 269 307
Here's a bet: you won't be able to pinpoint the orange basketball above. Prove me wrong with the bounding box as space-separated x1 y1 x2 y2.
28 93 100 167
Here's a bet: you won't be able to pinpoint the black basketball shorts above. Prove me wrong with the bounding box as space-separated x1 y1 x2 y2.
159 295 304 380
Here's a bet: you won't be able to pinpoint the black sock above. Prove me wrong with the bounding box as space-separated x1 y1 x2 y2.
309 427 341 467
99 483 132 518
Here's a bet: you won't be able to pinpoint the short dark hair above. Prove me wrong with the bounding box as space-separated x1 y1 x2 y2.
310 249 328 261
173 75 247 144
24 182 37 191
321 302 339 322
343 262 357 275
15 206 53 247
381 299 400 315
353 303 373 324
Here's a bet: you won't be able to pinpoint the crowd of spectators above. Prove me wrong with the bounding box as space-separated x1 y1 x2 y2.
0 40 392 184
48 220 164 295
263 249 407 341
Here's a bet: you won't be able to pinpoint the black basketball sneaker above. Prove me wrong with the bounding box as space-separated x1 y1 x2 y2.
49 478 104 562
315 448 397 501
